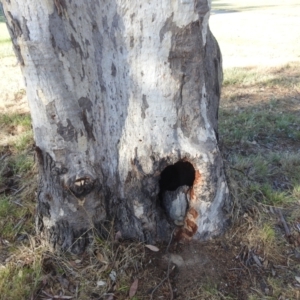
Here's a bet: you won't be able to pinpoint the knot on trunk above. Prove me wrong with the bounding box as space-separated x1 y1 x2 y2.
68 175 96 198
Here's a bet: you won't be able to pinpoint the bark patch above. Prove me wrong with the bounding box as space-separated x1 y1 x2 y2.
111 62 117 77
168 21 206 140
78 97 95 140
6 11 24 65
159 13 176 43
141 94 149 119
49 12 71 52
22 16 30 40
78 97 93 112
70 34 84 59
194 0 210 16
81 110 96 141
57 119 77 142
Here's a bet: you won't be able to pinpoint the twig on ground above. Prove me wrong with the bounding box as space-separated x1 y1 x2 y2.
165 228 176 254
276 208 291 237
11 200 24 207
168 277 174 300
230 167 253 181
12 185 25 196
0 152 11 161
150 229 176 300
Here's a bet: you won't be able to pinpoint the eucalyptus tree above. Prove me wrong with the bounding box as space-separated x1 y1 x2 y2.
3 0 230 253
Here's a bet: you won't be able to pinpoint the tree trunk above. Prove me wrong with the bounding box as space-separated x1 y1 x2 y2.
3 0 231 253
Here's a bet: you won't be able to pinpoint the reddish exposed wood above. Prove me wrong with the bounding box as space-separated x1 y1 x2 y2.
188 207 198 219
190 170 202 200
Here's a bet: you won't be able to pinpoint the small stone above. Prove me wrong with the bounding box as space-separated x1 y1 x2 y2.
169 254 184 267
109 270 117 281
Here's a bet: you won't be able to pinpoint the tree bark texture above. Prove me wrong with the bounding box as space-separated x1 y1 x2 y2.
3 0 230 253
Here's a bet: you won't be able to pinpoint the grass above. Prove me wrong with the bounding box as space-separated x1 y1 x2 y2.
217 63 300 299
0 22 14 58
0 113 33 153
220 109 300 146
0 113 31 128
0 239 44 300
223 64 300 88
0 262 42 300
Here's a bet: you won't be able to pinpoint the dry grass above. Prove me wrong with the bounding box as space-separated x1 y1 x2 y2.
37 237 145 299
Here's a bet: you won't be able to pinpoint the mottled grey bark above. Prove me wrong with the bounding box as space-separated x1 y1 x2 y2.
3 0 230 253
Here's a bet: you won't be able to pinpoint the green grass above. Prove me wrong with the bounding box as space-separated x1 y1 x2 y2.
219 108 300 146
0 258 42 300
249 183 292 206
223 64 300 88
9 153 34 174
0 113 33 152
0 113 31 128
0 38 11 44
0 23 13 58
0 147 35 241
221 65 300 300
0 195 28 239
228 151 300 207
14 132 34 152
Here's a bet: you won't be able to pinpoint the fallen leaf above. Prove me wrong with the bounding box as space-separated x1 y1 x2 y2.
145 244 159 252
129 278 138 298
96 250 108 264
295 276 300 283
97 280 106 287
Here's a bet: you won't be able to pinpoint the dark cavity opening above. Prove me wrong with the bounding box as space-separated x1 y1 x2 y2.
159 161 195 192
